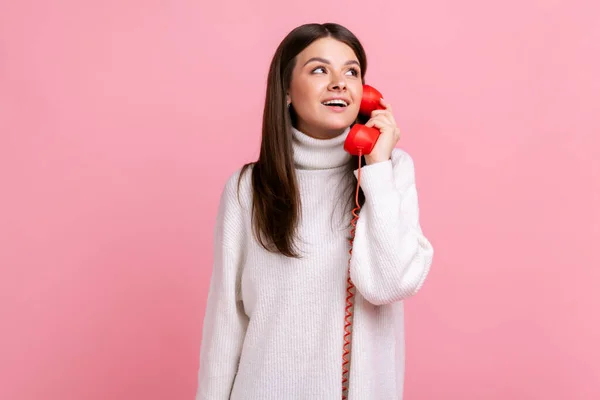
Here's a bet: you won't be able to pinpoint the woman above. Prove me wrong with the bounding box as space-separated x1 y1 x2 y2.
196 22 434 400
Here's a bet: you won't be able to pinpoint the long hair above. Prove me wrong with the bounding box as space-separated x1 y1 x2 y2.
239 22 368 258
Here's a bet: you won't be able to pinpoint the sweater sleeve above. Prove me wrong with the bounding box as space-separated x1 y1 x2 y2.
196 171 249 399
349 149 434 305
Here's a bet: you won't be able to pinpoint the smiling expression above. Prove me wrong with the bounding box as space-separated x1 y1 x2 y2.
287 37 363 140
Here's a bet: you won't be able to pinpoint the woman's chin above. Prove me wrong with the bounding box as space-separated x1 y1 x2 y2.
324 121 353 133
297 115 354 138
320 116 353 130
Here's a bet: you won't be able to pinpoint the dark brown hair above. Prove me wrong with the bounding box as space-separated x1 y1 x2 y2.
240 22 368 258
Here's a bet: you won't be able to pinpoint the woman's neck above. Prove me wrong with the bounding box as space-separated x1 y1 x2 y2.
290 125 352 170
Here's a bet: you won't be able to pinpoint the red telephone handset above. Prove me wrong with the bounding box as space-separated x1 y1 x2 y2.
343 85 385 156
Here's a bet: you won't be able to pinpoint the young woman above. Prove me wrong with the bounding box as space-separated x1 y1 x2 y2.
196 22 434 400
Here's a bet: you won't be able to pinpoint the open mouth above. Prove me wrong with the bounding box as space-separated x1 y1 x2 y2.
322 99 348 108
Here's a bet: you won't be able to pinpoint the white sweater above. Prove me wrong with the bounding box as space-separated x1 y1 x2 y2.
196 126 434 400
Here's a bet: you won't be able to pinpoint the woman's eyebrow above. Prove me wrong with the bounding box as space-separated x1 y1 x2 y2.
303 57 360 67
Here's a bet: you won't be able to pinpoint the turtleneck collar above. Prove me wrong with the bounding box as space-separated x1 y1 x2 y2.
291 125 352 170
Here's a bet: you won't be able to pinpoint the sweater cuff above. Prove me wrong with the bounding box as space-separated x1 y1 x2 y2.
353 159 397 207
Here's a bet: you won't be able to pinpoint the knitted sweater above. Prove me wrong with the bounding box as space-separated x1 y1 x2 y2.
196 126 434 400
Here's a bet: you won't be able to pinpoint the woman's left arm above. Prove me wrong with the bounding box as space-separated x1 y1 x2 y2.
349 97 434 305
350 150 434 305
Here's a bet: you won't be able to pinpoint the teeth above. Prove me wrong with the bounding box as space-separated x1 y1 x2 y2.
323 99 348 106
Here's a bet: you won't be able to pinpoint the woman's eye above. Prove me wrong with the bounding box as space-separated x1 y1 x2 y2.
312 66 360 76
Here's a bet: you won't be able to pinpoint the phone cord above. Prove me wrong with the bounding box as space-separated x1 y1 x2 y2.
342 152 362 400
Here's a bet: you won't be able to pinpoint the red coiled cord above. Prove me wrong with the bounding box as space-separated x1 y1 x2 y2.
342 152 362 399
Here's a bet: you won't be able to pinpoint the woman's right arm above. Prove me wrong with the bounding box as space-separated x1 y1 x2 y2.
196 171 249 399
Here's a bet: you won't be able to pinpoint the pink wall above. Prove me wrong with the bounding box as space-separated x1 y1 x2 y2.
1 1 599 399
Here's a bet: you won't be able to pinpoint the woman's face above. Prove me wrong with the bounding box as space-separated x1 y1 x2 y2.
287 37 363 139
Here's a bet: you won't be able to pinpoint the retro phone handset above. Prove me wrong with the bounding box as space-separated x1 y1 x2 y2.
341 84 385 399
344 85 385 156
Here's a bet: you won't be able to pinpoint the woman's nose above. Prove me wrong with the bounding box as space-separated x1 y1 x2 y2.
328 72 347 90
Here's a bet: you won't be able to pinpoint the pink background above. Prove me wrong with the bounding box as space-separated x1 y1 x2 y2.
1 1 599 399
